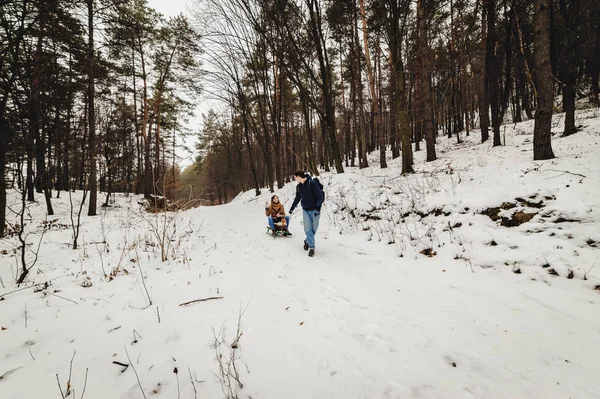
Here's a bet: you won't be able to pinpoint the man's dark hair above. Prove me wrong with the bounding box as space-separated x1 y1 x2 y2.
293 169 307 178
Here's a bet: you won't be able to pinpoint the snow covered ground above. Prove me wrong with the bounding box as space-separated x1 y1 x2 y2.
1 109 600 399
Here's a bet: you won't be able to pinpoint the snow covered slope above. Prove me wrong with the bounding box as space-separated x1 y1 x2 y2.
1 109 599 399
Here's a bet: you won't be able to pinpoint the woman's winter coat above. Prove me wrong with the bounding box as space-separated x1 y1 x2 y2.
265 202 286 219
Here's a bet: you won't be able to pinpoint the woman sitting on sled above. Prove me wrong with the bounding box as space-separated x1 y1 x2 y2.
265 195 292 236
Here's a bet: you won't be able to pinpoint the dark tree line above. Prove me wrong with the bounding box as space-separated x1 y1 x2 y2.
1 0 202 236
190 0 599 204
1 0 599 230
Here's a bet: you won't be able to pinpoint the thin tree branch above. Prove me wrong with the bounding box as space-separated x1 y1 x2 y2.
124 346 147 399
179 297 224 306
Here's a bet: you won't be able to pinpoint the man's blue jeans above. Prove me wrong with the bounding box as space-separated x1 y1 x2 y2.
302 209 320 249
268 215 290 230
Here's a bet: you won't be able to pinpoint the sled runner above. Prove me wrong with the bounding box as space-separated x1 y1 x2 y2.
266 222 291 237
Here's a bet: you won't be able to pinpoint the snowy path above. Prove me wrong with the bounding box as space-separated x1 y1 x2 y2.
181 198 600 399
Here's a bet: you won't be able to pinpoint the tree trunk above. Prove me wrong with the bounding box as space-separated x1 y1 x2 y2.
558 0 580 136
398 69 414 174
562 83 576 135
592 71 600 106
389 2 402 160
26 119 34 204
307 0 343 173
30 5 45 208
479 3 490 142
87 0 97 216
450 0 462 139
351 67 360 168
463 61 471 136
241 100 261 196
340 47 350 168
417 0 436 162
351 9 368 169
139 36 151 198
501 0 513 123
533 0 556 160
144 118 153 198
357 25 368 168
514 65 524 122
0 117 6 236
523 83 534 119
260 98 275 192
376 39 387 168
513 0 537 103
273 59 284 188
388 0 412 171
154 103 162 194
359 0 385 168
132 45 142 195
388 48 399 160
486 0 502 147
0 1 28 235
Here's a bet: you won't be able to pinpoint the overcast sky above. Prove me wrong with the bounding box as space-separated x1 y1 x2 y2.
147 0 188 18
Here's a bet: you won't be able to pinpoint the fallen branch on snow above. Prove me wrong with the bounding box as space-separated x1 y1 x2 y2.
44 291 78 305
0 283 37 300
204 243 217 253
0 366 23 381
545 169 587 179
0 275 69 301
523 164 587 180
179 297 223 306
112 361 129 372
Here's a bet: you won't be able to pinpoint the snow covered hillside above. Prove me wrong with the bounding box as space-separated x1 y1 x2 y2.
1 109 600 399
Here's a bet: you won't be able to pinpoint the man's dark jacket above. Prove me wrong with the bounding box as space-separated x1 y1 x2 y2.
290 176 323 212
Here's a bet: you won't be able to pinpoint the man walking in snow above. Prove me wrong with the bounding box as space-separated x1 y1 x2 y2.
289 170 323 257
